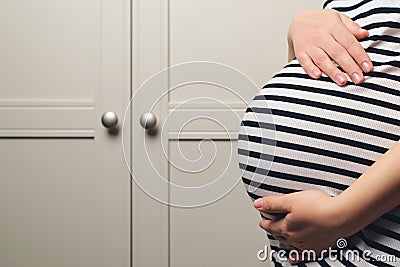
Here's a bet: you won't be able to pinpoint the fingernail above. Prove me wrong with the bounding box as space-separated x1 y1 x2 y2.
312 69 320 78
335 74 346 85
254 198 263 208
362 61 371 72
352 72 362 84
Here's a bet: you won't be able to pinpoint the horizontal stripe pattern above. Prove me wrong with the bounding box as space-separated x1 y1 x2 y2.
238 0 400 266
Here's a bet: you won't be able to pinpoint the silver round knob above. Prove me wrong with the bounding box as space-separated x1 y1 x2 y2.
101 111 118 128
140 113 157 130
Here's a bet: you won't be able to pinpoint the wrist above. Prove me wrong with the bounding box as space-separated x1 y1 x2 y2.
329 194 360 238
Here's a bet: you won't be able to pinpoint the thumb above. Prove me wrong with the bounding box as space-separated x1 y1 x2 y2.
254 195 291 213
339 13 369 39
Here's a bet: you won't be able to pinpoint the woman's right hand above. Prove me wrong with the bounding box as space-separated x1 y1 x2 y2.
288 9 373 86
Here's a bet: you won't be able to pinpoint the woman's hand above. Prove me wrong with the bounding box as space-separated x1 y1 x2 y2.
253 190 349 264
253 141 400 264
288 9 373 86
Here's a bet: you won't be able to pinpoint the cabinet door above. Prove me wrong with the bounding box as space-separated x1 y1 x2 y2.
132 1 322 266
0 0 131 266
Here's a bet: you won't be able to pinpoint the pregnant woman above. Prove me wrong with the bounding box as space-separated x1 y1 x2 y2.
238 0 400 266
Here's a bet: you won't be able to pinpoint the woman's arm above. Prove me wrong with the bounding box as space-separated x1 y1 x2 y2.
287 9 373 86
254 141 400 260
335 141 400 236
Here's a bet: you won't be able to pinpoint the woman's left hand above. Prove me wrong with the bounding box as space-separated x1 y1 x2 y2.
254 190 349 264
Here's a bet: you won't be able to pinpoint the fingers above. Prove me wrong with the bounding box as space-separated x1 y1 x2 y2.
259 218 291 239
319 34 365 84
339 12 369 39
292 9 373 85
307 46 348 86
331 20 373 73
301 29 372 86
254 195 291 214
297 52 322 79
259 220 307 264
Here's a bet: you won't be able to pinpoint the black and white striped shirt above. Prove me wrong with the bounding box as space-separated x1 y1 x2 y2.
238 0 400 266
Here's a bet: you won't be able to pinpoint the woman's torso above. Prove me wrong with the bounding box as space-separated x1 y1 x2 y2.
238 0 400 266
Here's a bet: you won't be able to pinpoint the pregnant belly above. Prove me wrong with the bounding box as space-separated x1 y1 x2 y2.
238 63 400 207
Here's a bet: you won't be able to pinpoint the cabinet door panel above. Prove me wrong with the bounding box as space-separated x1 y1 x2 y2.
0 0 131 266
